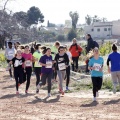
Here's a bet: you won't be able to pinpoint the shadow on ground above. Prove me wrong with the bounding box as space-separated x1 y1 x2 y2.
80 101 99 107
0 94 16 99
103 99 120 105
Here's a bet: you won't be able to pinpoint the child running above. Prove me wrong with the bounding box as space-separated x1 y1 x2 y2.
88 47 104 101
10 49 25 94
54 46 69 95
36 48 53 97
22 45 33 93
107 44 120 94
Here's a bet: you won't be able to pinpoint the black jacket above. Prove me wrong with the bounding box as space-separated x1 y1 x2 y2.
86 38 95 54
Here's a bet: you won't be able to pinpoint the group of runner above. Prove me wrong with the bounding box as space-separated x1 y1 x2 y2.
4 34 120 101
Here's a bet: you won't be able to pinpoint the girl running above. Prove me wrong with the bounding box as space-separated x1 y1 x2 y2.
88 47 104 101
36 48 53 97
10 49 25 94
64 45 72 91
22 45 33 93
55 46 69 95
107 44 120 94
33 44 42 87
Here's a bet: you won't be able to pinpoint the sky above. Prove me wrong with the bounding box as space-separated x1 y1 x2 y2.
0 0 120 26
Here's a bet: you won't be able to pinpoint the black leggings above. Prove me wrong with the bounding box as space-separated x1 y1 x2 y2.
23 67 32 91
14 69 23 91
40 73 52 93
66 66 70 87
34 67 41 86
72 57 79 71
92 77 103 97
7 60 12 77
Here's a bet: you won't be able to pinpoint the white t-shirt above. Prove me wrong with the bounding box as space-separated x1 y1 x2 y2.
66 51 72 65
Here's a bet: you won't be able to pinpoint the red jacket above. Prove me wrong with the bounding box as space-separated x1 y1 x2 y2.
69 44 82 57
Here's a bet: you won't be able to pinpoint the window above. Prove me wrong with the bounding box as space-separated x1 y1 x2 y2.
97 28 100 32
91 29 94 32
108 28 111 31
104 28 107 31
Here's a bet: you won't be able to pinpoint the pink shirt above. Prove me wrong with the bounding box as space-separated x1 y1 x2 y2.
22 53 32 67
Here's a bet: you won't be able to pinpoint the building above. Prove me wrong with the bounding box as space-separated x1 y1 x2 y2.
84 20 120 39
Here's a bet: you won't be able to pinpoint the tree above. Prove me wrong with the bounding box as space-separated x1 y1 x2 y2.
93 15 101 23
27 6 44 25
101 17 107 22
69 11 79 29
85 15 92 25
68 28 77 41
57 35 65 41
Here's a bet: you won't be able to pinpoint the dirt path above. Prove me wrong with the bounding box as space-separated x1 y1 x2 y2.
1 70 120 120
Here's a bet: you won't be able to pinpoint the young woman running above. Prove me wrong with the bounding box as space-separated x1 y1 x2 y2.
36 48 53 97
22 45 33 93
88 47 104 101
10 49 25 94
64 46 72 91
55 46 69 95
33 44 42 86
107 44 120 94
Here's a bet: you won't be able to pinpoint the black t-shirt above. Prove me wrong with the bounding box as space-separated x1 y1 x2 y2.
12 57 25 70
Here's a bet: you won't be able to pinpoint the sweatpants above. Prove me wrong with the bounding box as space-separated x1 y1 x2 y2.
57 70 66 90
111 71 120 86
91 77 103 97
72 57 79 71
7 60 12 77
40 73 52 93
23 67 32 91
66 66 70 87
14 69 24 91
34 67 41 86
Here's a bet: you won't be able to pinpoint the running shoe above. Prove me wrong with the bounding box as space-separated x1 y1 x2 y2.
10 77 13 80
25 90 28 94
16 91 19 95
18 83 21 87
93 97 96 101
47 93 51 97
36 89 39 94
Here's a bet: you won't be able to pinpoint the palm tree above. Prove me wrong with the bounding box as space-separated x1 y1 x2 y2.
69 11 79 29
85 14 92 25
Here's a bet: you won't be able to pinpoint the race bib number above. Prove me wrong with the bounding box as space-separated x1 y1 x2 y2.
93 63 101 71
58 63 66 70
25 60 32 67
8 51 14 56
46 61 52 68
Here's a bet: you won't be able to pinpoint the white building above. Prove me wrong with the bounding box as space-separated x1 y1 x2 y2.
84 20 120 39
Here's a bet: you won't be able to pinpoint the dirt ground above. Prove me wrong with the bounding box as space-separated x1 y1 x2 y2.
1 69 120 120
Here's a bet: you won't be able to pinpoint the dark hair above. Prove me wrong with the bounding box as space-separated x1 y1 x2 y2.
55 41 60 46
16 42 21 45
87 34 91 38
58 46 64 52
20 46 25 49
35 44 41 50
112 44 117 51
25 45 29 48
43 47 51 54
8 42 12 45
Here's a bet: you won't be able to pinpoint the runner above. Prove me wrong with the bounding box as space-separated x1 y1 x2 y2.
64 45 73 91
69 38 82 72
36 48 53 97
107 44 120 94
22 45 33 93
51 41 60 82
88 47 104 101
54 46 69 95
33 44 42 86
9 49 25 94
5 42 16 80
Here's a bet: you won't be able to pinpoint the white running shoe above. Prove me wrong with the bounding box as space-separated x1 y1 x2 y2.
10 77 13 80
96 92 99 97
93 97 96 101
47 93 51 97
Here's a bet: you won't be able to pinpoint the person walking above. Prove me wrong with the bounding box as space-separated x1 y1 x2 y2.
36 48 53 97
55 46 69 95
10 49 25 94
5 42 16 80
22 45 33 93
107 44 120 94
69 38 82 72
88 47 104 101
